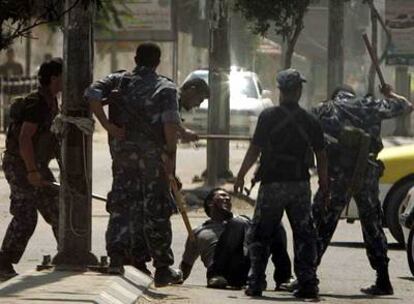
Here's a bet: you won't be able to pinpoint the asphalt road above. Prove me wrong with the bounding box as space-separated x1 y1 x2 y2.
0 134 413 303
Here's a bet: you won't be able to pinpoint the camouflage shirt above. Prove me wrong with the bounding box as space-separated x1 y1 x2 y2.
85 66 181 152
312 91 412 156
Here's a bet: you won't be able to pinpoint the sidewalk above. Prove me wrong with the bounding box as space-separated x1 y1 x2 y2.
0 266 152 304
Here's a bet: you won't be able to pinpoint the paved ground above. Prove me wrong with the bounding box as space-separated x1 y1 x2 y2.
0 133 413 303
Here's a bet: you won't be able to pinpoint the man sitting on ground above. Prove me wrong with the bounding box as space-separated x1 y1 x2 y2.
179 188 292 289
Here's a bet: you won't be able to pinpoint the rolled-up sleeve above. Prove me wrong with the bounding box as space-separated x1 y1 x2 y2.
84 74 119 103
159 88 181 124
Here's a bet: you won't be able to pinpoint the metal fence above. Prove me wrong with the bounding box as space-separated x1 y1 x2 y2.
0 76 38 132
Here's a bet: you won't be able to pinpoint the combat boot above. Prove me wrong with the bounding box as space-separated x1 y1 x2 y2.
107 254 125 275
293 284 319 299
244 276 266 297
0 253 17 280
361 268 393 296
207 276 228 289
154 267 183 287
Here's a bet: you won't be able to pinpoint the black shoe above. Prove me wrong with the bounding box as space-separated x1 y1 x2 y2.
0 254 17 280
107 255 125 275
293 285 319 299
245 286 262 297
154 267 183 287
361 268 394 296
361 284 394 296
207 276 228 289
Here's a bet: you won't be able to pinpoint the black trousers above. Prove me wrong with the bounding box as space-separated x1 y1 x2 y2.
207 217 291 287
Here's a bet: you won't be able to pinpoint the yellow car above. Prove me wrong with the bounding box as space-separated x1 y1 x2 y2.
342 144 414 245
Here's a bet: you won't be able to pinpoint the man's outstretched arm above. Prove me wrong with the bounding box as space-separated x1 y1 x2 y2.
234 144 261 193
180 235 199 281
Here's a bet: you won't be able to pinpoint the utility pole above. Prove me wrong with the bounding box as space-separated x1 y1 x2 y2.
394 66 411 136
53 0 97 268
207 0 231 186
327 0 345 97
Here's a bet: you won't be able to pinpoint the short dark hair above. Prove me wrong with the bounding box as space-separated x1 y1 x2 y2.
203 187 227 216
330 85 355 99
135 43 161 68
182 78 210 98
38 57 63 86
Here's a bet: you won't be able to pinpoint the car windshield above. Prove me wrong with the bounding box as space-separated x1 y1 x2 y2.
186 71 258 99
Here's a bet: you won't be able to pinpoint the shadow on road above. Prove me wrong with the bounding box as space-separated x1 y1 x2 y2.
399 276 414 282
330 241 404 250
0 270 76 297
320 293 399 301
141 287 190 302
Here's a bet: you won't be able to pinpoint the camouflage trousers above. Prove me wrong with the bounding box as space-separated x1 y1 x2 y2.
313 163 389 270
247 181 318 288
0 154 59 263
106 147 175 268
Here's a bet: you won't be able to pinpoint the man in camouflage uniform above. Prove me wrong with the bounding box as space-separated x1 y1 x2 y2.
234 69 328 299
85 43 209 286
312 84 412 295
0 58 62 279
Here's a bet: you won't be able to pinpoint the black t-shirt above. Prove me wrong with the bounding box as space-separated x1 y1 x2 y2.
22 94 55 124
6 91 58 161
252 103 325 183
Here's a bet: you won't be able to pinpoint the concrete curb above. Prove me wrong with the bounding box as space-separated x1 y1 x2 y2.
0 266 152 304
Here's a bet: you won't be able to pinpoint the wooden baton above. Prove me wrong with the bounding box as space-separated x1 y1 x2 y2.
362 33 386 87
51 182 107 202
170 177 196 241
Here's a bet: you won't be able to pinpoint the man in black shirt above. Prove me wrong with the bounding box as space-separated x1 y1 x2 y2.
0 58 62 280
234 69 328 299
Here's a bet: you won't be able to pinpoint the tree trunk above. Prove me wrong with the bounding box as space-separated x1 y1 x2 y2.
394 66 411 136
283 14 304 69
327 0 345 97
284 41 294 69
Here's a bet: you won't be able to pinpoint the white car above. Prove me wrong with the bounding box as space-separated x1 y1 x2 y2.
399 187 414 276
180 69 274 136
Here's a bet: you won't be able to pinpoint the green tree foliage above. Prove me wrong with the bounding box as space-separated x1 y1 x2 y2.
0 0 128 51
234 0 311 68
